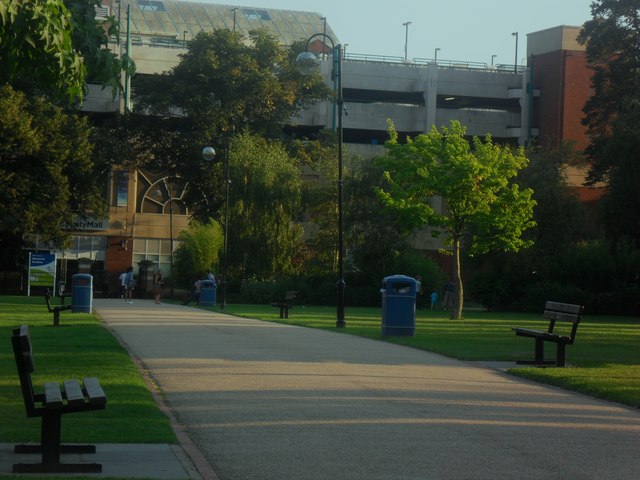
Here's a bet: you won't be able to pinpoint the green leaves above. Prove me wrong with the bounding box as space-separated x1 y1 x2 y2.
377 120 536 319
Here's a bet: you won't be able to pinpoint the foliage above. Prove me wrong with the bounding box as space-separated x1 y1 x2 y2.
0 85 107 267
0 0 85 102
0 0 129 103
578 0 640 245
227 133 303 279
287 133 341 275
468 144 595 311
173 219 223 287
346 151 410 281
376 120 536 319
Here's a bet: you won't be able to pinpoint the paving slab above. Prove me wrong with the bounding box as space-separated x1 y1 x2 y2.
0 442 200 478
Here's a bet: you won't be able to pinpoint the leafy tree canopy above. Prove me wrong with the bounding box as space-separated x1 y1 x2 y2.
226 132 303 279
0 0 130 103
132 29 329 144
376 120 536 319
578 0 640 245
0 85 107 265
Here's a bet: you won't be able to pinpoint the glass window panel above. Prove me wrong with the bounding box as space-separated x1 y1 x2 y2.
147 239 160 254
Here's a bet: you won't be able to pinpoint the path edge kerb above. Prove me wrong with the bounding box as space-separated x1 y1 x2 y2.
96 313 221 480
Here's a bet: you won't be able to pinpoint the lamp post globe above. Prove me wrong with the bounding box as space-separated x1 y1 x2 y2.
295 51 321 75
202 146 216 162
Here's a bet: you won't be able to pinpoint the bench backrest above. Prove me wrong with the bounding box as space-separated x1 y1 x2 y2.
11 325 38 416
543 301 583 343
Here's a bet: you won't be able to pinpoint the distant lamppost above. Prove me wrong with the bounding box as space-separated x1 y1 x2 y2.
202 145 230 309
434 47 441 63
295 33 346 328
512 32 519 74
491 54 497 67
403 21 412 61
232 7 239 32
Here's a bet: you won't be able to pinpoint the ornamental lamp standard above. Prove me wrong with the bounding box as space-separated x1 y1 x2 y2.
202 145 230 309
295 33 346 328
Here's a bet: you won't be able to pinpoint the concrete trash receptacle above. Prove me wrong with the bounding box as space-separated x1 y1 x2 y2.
381 274 417 337
72 273 93 313
199 279 217 306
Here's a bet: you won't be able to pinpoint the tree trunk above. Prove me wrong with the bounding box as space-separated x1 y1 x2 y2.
450 238 463 320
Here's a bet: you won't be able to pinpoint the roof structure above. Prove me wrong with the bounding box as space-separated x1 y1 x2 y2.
112 0 338 47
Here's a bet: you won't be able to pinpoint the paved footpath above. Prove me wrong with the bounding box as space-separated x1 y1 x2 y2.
94 299 640 480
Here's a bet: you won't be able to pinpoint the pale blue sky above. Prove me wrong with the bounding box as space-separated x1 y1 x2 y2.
201 0 593 66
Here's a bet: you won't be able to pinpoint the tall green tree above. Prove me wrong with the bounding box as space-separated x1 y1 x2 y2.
0 85 107 266
579 0 640 245
376 121 536 319
227 133 303 279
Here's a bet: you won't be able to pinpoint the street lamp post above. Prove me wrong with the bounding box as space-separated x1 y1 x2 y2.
403 21 412 62
296 33 346 328
202 145 229 309
512 32 519 74
434 47 441 63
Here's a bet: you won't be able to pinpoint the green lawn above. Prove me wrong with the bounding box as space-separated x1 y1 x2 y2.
0 296 176 446
210 303 640 408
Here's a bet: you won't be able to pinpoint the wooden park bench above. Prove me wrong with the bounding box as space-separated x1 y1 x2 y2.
271 290 297 319
44 289 72 326
512 301 584 367
11 325 107 473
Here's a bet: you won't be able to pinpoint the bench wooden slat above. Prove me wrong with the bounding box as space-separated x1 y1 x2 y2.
43 383 63 408
63 380 86 406
83 378 107 407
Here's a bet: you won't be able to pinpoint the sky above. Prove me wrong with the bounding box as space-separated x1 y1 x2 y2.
200 0 593 66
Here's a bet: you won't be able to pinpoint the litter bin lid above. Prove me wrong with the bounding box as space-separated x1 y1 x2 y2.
382 274 417 293
200 279 215 287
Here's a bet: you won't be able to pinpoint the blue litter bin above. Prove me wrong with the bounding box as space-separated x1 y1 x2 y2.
199 279 217 306
72 273 93 313
381 275 417 337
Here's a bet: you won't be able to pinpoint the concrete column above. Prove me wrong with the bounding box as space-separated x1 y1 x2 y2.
421 63 438 133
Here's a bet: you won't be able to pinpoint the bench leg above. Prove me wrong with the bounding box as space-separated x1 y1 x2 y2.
556 343 567 367
13 412 101 473
279 306 285 319
53 310 60 327
516 337 555 366
284 307 289 319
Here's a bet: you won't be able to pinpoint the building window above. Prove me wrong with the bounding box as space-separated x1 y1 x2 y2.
133 238 178 277
55 235 107 261
115 171 128 207
138 0 166 12
242 9 271 21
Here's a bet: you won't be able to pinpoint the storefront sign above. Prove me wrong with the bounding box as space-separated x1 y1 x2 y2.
62 218 109 231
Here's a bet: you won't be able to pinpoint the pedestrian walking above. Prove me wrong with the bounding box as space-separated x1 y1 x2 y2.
124 266 135 304
153 270 164 304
